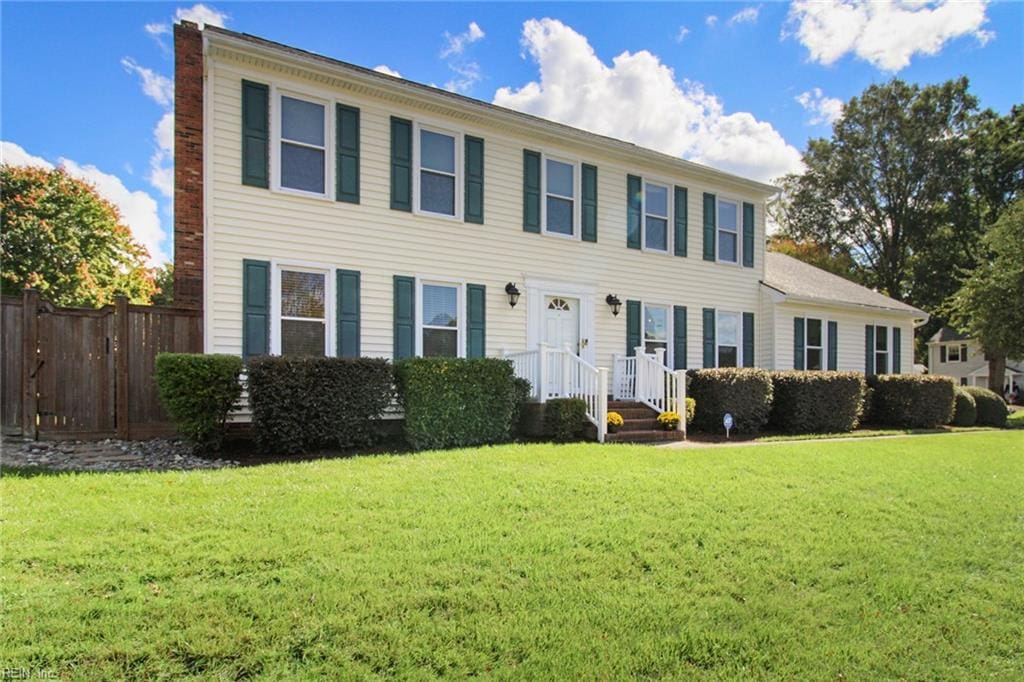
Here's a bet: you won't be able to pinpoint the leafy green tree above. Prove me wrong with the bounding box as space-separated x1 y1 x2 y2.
766 234 859 280
1 164 156 306
774 78 978 306
944 197 1024 393
151 263 174 306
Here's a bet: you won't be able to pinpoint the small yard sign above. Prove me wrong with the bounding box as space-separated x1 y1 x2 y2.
723 412 734 439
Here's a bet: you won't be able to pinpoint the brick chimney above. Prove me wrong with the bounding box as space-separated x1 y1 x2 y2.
173 20 204 310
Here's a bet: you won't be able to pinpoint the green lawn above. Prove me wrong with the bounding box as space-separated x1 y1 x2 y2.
3 433 1023 679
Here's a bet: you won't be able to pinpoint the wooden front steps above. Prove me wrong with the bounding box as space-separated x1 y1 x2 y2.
604 401 685 443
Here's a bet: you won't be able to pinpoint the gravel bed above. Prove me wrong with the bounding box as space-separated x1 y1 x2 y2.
2 436 238 472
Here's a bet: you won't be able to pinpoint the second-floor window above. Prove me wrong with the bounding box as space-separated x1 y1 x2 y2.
717 198 739 264
279 94 327 195
545 158 576 236
644 182 669 252
418 127 458 217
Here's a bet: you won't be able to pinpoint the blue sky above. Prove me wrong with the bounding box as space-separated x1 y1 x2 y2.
3 1 1021 265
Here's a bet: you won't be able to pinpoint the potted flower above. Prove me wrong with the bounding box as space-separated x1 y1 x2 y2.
607 411 624 433
657 410 681 431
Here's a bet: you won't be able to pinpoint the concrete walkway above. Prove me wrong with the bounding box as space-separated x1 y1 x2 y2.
657 428 1007 449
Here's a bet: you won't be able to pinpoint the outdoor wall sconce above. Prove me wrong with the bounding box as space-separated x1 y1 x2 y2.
606 294 622 316
505 282 521 308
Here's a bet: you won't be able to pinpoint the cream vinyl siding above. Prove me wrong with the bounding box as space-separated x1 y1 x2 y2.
765 300 916 373
206 55 769 370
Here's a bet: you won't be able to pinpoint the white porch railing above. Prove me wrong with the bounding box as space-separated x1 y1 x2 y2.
503 343 609 443
614 347 687 438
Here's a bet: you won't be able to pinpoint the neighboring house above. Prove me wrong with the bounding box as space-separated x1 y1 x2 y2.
926 326 1023 390
171 23 925 440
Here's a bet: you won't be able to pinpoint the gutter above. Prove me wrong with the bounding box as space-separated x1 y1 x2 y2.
760 283 930 324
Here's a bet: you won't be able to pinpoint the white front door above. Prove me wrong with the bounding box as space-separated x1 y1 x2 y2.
544 296 580 354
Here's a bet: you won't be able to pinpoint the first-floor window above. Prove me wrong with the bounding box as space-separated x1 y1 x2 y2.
643 304 670 359
960 378 968 386
280 268 327 356
874 325 889 375
806 318 823 371
421 282 460 357
717 311 740 367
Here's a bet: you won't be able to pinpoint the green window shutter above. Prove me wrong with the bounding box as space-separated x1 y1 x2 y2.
466 284 486 358
241 80 269 188
464 136 485 224
673 186 688 257
827 320 838 371
336 269 360 358
702 308 716 368
627 175 642 249
940 345 947 363
335 104 360 204
892 327 901 374
793 317 805 370
703 193 716 261
523 149 541 232
625 300 641 356
393 275 415 359
581 163 598 242
242 259 270 358
742 202 755 268
390 117 412 211
742 312 755 368
865 325 875 375
673 306 687 370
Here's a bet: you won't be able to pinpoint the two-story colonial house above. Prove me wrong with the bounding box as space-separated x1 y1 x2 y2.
172 23 926 440
926 327 1023 391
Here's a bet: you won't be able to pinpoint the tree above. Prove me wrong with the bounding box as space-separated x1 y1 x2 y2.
151 263 174 306
944 197 1024 393
766 234 859 280
774 78 978 308
1 164 156 307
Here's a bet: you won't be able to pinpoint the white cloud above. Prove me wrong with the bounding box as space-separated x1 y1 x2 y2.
493 18 802 183
786 0 993 72
675 26 690 43
445 62 482 94
120 58 174 107
728 6 761 27
795 87 844 125
1 141 169 265
706 15 719 27
145 22 170 37
148 112 175 198
373 64 402 78
441 21 485 58
174 3 227 28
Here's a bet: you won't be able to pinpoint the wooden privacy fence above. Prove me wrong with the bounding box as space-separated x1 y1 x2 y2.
2 289 201 440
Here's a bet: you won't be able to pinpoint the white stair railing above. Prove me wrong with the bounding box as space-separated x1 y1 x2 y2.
633 347 688 439
612 353 637 400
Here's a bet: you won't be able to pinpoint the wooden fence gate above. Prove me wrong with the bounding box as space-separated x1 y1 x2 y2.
2 289 202 440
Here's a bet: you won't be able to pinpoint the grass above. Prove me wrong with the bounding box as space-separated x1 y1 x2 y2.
3 432 1023 679
1008 408 1024 427
752 424 999 442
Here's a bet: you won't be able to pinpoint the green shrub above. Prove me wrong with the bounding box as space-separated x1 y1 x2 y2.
248 357 394 454
543 398 588 442
684 397 696 425
950 387 978 427
867 375 955 428
963 386 1008 427
769 371 864 433
395 358 519 450
154 353 243 451
687 368 773 434
510 377 533 438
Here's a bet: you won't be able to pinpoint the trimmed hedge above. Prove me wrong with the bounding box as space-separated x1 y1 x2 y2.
544 398 588 442
687 368 773 434
963 386 1008 427
769 371 864 434
248 357 394 454
154 353 243 451
950 387 978 427
395 358 519 450
866 375 955 428
510 377 533 438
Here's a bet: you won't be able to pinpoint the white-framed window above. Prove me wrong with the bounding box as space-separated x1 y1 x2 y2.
417 279 463 358
947 344 961 362
274 264 332 357
543 156 577 237
717 198 740 264
873 325 889 375
805 318 823 371
717 310 740 367
643 303 671 363
643 181 670 252
415 124 461 218
277 92 329 196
